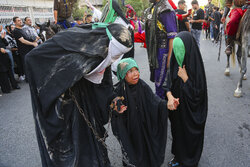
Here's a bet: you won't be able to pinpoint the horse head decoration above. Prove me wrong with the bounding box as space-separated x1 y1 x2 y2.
36 20 62 42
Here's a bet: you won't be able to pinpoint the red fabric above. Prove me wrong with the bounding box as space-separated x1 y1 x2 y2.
202 21 210 29
134 32 147 48
226 8 245 36
177 14 183 21
129 20 135 29
168 0 177 10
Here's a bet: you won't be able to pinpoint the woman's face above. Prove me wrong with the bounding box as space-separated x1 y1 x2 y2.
125 67 140 85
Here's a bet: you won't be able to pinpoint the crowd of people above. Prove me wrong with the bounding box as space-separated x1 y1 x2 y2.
0 16 42 94
1 0 249 166
202 0 224 43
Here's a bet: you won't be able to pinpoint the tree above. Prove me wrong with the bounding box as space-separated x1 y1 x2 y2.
72 0 92 19
212 0 226 8
220 0 225 8
102 0 150 17
122 0 150 16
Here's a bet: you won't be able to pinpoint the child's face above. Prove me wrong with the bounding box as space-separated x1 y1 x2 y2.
125 67 140 85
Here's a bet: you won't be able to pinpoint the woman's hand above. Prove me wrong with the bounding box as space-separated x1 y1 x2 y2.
166 92 180 111
110 97 127 114
178 65 188 83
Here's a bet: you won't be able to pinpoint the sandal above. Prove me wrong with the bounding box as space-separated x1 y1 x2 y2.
168 157 182 167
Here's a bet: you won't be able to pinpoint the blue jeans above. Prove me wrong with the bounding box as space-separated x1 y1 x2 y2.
6 49 15 75
210 22 214 39
191 29 202 48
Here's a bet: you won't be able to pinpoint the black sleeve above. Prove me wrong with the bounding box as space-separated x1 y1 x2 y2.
54 0 58 10
199 9 205 20
214 13 220 26
13 30 23 41
1 38 9 47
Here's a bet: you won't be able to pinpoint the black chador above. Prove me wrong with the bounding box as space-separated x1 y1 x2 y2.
112 79 168 167
164 31 208 167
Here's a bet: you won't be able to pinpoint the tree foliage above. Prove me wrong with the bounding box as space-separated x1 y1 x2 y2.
72 0 92 19
102 0 151 17
212 0 226 8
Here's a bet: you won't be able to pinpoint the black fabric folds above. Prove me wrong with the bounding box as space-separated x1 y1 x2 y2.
25 24 127 167
165 31 208 167
112 79 168 167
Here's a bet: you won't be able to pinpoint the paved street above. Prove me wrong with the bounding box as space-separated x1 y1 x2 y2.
0 34 250 167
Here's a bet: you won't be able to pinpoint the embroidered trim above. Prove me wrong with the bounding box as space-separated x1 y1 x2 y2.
167 32 177 37
155 53 168 87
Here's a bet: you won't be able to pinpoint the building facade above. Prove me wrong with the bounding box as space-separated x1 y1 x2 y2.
0 0 54 25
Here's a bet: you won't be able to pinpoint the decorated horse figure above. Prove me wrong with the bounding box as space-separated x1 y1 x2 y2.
223 5 250 97
36 20 62 42
234 7 250 97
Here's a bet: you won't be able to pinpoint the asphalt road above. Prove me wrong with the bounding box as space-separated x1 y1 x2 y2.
0 33 250 167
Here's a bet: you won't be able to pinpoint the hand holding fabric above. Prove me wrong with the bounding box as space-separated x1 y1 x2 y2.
110 96 127 114
178 65 188 83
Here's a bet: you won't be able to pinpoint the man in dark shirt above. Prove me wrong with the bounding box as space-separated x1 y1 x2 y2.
54 0 77 29
212 6 221 43
205 0 215 41
176 0 190 32
190 0 205 47
12 16 37 79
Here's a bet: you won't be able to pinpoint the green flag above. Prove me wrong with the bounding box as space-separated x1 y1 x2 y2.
173 37 185 67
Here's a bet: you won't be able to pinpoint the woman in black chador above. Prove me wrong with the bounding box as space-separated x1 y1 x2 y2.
112 58 169 167
164 31 208 167
26 23 132 167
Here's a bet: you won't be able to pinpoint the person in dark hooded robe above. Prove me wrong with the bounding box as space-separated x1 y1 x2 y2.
26 23 132 167
111 58 169 167
164 31 208 167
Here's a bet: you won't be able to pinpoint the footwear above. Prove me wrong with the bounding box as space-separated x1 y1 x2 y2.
13 85 21 89
225 45 232 55
168 157 182 167
19 75 25 81
2 90 11 94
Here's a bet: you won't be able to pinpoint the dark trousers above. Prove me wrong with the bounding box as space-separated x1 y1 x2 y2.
205 27 210 39
213 27 220 42
0 70 17 93
13 51 24 76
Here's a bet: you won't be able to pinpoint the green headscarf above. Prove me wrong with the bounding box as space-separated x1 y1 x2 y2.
100 0 117 23
173 37 185 67
117 58 139 80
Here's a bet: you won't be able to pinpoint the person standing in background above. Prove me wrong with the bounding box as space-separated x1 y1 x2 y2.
54 0 77 29
176 0 191 32
145 0 177 98
212 6 221 43
23 17 42 44
5 24 25 80
190 0 204 47
205 0 215 41
13 16 38 81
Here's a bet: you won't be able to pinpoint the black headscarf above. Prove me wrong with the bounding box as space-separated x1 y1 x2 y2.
165 31 208 167
112 79 168 167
